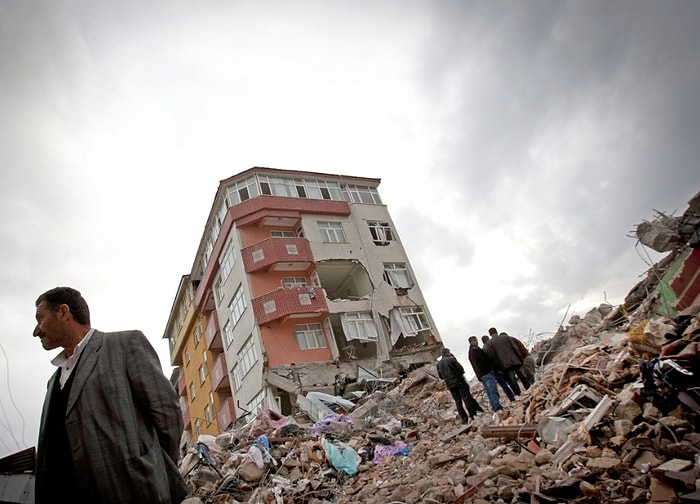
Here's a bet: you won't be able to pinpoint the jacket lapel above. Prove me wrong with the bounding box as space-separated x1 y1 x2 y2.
66 331 103 415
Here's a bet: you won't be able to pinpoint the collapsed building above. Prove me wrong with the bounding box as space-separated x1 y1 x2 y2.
163 167 442 452
177 190 700 503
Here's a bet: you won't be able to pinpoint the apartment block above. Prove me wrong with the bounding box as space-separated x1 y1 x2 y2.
165 167 442 446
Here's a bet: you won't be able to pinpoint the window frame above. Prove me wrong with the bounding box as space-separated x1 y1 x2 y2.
294 323 327 350
368 221 394 244
228 285 247 326
384 262 412 288
318 221 346 244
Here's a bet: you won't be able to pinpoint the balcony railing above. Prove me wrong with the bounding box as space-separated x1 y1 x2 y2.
204 311 222 351
242 237 314 273
210 353 230 392
252 287 328 325
217 396 236 432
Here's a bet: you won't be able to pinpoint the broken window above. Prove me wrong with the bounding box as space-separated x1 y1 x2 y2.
295 323 328 350
341 312 378 341
248 390 265 416
399 306 430 334
318 221 346 243
384 262 412 288
368 221 394 245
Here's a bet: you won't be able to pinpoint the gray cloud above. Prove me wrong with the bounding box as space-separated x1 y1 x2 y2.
0 0 698 457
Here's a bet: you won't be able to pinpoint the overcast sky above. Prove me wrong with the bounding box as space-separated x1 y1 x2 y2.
1 0 698 458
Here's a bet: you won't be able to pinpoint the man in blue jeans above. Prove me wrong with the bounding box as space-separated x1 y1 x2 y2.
468 336 505 412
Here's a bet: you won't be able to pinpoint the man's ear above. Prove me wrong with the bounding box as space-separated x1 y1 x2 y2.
57 304 72 320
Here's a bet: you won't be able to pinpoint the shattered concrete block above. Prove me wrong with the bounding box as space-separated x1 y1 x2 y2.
586 456 623 475
652 459 694 477
614 399 643 422
614 419 634 437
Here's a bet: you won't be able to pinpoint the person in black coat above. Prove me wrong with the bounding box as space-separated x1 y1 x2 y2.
437 347 483 423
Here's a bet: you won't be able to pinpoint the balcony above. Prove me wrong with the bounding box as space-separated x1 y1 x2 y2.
177 371 186 396
242 237 314 273
183 405 191 427
217 396 236 431
205 311 222 351
252 287 328 325
210 353 230 392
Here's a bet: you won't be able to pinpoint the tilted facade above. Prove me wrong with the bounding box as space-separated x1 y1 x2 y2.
164 167 442 448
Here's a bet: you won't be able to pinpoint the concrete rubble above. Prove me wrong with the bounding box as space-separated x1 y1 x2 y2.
179 191 700 503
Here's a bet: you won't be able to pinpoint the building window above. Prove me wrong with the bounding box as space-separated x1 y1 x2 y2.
399 306 430 333
295 323 327 350
271 230 295 238
283 277 307 288
193 320 202 345
184 348 191 365
204 405 212 425
202 350 208 366
199 364 206 384
220 241 236 281
232 363 242 391
229 285 247 326
384 262 412 288
189 382 196 399
223 320 233 348
214 276 224 305
238 336 258 378
344 184 382 204
342 312 378 341
195 419 201 437
209 391 215 408
368 221 394 245
226 175 259 205
318 221 346 243
248 390 265 416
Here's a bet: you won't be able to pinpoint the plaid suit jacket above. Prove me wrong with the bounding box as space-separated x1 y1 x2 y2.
36 330 187 503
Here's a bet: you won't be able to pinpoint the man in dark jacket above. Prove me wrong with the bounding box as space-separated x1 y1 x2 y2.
437 348 483 423
484 327 531 395
468 336 505 412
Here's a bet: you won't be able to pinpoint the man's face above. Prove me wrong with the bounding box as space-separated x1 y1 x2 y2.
33 302 68 351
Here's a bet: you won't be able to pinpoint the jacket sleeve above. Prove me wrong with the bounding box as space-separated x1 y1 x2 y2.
126 331 183 462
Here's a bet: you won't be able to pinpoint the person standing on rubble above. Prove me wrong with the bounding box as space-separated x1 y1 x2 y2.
468 336 506 412
509 334 537 384
437 347 483 423
32 287 188 504
483 327 531 395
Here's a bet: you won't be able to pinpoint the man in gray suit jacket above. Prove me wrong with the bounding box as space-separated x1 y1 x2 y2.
33 286 188 503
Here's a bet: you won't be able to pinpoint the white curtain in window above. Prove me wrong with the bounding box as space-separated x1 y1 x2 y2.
389 308 417 345
340 313 378 342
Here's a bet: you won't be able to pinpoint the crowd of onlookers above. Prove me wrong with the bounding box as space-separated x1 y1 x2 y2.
436 327 535 423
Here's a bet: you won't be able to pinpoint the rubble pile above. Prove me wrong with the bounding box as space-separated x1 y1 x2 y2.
179 191 700 503
178 302 700 503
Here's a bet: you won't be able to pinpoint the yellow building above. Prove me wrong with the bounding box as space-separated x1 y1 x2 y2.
164 275 232 452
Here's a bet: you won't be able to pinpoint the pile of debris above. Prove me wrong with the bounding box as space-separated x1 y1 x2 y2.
179 191 700 503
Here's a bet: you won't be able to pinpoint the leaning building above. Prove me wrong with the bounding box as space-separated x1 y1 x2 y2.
164 167 442 448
